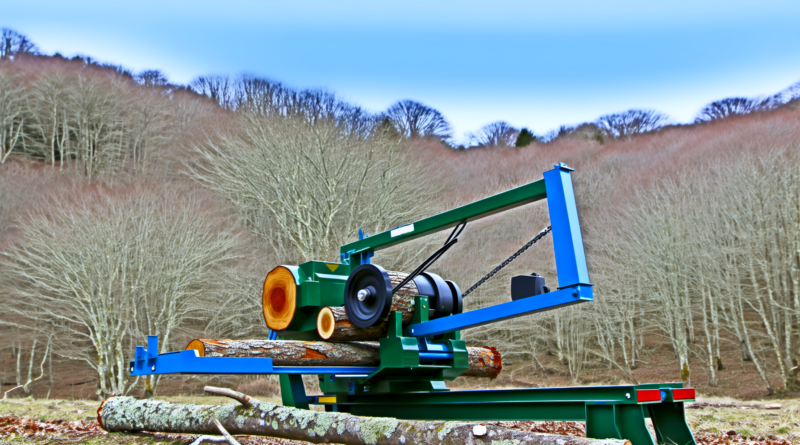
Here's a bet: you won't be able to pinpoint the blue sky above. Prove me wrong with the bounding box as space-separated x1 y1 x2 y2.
5 0 800 142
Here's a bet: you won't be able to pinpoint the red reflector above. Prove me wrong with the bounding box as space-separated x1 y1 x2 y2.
673 388 696 400
636 389 661 403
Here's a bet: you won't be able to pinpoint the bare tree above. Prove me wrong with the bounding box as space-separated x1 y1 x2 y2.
596 109 668 138
0 28 39 60
191 75 235 109
467 121 519 147
188 112 436 263
67 74 131 180
26 71 72 166
694 97 774 122
232 75 287 117
383 99 452 141
0 71 26 163
0 183 247 398
781 80 800 103
134 70 170 88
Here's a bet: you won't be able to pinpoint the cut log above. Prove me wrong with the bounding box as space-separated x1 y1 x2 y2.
187 339 380 366
262 266 297 331
462 346 502 378
98 392 631 445
264 269 418 334
186 339 502 378
317 271 419 341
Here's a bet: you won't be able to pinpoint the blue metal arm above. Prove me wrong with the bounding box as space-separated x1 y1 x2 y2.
405 163 592 337
129 336 378 376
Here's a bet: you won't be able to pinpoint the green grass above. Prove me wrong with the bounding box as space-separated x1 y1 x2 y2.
685 396 800 441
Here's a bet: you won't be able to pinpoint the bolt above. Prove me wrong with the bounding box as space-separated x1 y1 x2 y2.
151 366 156 372
130 367 133 373
357 289 370 301
625 393 631 399
410 329 415 334
572 291 579 298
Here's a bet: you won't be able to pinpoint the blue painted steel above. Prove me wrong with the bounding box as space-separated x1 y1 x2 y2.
419 352 454 362
407 284 593 337
403 163 592 337
268 329 278 341
543 163 591 288
129 336 378 376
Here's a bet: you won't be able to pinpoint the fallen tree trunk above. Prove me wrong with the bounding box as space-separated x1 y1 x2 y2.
98 388 631 445
317 271 420 341
186 339 502 378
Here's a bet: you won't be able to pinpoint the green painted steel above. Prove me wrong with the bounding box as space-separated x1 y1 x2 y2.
279 374 309 410
340 179 547 264
318 297 471 395
277 260 351 338
585 404 656 445
649 401 696 445
324 384 694 445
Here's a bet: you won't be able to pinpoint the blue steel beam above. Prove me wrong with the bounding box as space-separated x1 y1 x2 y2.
406 284 593 337
129 336 378 376
543 163 591 288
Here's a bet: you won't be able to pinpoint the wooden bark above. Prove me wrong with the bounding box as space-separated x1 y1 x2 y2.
318 271 419 341
98 394 631 445
462 346 502 378
187 339 502 378
187 339 380 366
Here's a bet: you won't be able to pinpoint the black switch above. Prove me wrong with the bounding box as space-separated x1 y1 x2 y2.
511 273 550 301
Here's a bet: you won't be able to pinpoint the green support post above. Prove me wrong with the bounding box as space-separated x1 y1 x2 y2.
279 374 309 410
648 397 695 445
586 403 655 445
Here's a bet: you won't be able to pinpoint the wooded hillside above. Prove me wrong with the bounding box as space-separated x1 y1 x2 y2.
1 39 798 400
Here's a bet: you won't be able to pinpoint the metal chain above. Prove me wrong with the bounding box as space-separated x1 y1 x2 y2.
462 225 552 298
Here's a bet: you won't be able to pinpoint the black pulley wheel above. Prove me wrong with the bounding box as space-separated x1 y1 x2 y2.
344 264 393 328
424 272 453 317
446 280 463 315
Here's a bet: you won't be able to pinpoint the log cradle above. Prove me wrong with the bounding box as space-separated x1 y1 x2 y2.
121 164 698 445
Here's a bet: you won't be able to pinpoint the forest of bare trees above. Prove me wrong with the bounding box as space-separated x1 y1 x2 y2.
1 32 799 400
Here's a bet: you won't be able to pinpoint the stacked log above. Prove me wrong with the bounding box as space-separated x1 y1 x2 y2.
186 339 502 378
317 271 419 341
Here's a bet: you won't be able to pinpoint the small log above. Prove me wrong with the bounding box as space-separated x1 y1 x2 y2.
462 346 502 378
98 395 631 445
187 339 502 378
317 271 419 341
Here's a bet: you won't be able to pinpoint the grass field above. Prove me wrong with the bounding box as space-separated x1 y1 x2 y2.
0 395 798 444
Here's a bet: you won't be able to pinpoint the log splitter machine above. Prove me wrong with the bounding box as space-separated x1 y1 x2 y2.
130 163 697 445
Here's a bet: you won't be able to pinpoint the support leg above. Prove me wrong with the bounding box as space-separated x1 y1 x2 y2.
648 402 696 445
615 404 656 445
279 374 309 410
586 404 655 445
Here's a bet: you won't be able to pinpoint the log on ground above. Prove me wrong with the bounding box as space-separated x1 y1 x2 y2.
186 339 502 378
98 394 631 445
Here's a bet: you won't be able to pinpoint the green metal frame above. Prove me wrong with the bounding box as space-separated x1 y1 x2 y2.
340 178 547 265
305 384 695 445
